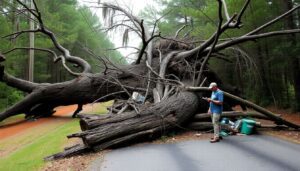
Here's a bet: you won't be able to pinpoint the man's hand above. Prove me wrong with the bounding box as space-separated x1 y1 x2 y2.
202 97 211 102
208 108 211 114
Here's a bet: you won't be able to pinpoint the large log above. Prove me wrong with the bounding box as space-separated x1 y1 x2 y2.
186 87 300 129
194 111 281 121
46 91 201 159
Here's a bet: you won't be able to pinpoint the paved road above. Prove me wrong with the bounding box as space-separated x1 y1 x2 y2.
89 135 300 171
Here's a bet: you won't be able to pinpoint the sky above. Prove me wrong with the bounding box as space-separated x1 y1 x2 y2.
78 0 159 61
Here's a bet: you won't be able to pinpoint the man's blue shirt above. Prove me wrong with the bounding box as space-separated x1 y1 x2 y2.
210 89 224 114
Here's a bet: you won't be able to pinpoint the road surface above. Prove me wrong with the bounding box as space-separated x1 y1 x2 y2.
89 135 300 171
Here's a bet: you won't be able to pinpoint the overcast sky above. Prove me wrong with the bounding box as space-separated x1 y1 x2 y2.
78 0 159 60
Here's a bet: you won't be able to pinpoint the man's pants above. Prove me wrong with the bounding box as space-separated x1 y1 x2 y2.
211 113 221 138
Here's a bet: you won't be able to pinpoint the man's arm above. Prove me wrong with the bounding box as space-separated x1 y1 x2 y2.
209 91 224 105
210 99 223 105
203 97 223 105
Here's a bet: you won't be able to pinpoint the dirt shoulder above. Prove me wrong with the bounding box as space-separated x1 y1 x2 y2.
0 105 78 139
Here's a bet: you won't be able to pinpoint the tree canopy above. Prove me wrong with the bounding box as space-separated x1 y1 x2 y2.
0 0 124 110
142 0 300 110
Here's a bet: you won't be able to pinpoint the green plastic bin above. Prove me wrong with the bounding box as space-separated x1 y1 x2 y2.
241 119 256 135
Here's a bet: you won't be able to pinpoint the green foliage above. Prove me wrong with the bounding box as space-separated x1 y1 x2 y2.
0 83 24 111
0 103 108 171
0 0 126 110
148 0 300 110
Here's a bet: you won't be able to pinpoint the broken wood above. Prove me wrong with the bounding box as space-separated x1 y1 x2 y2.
0 1 298 161
47 92 200 159
194 111 281 121
186 87 300 129
44 144 90 161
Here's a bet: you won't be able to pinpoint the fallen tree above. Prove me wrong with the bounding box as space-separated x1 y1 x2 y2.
0 0 300 160
193 111 281 121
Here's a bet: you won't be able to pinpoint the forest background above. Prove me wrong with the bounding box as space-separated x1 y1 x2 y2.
0 0 299 112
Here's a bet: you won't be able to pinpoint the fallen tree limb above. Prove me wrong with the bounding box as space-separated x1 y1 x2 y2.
186 87 300 129
256 124 289 129
194 111 281 121
46 91 201 160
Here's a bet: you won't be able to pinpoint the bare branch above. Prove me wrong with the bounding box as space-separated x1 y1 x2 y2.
245 5 300 36
16 0 38 18
15 0 92 75
151 9 172 37
221 0 230 21
100 3 142 32
235 0 251 26
2 29 40 40
213 29 300 52
195 0 223 86
174 13 237 61
174 25 187 39
3 47 59 61
92 91 126 104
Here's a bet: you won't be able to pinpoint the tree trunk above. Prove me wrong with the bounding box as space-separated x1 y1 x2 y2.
193 111 281 121
0 63 149 121
46 91 201 160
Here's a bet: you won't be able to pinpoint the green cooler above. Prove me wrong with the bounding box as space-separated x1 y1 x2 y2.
241 119 256 135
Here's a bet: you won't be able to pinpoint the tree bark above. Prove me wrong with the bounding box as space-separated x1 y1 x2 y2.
194 111 281 121
46 91 201 159
0 63 149 121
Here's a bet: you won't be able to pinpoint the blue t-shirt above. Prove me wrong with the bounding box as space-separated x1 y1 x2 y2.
210 89 224 114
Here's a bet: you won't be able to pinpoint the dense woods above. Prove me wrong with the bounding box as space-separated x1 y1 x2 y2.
142 0 300 110
0 0 300 159
0 0 123 111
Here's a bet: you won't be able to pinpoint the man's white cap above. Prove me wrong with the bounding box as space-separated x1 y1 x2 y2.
209 82 217 89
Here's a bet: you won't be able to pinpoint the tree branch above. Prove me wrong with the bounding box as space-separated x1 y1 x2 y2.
195 0 223 86
245 5 300 36
16 0 92 75
185 86 300 129
213 29 300 53
4 47 59 61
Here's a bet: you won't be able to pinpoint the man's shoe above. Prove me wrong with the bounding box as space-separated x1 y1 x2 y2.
210 138 220 143
211 136 223 140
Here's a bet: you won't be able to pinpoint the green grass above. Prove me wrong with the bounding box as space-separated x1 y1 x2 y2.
0 114 25 126
0 119 80 171
0 102 111 171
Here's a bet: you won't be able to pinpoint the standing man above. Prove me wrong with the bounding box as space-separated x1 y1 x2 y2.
204 82 224 143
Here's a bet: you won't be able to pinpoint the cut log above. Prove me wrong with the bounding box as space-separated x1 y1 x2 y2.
256 124 289 129
186 87 300 129
193 111 281 121
47 91 201 160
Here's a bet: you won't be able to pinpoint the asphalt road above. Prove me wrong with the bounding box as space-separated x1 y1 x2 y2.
89 135 300 171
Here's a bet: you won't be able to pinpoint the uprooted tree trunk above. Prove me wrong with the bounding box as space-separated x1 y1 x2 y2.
45 91 201 160
1 0 300 160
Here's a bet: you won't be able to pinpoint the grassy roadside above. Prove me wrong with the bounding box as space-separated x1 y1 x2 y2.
0 119 80 171
0 102 111 171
